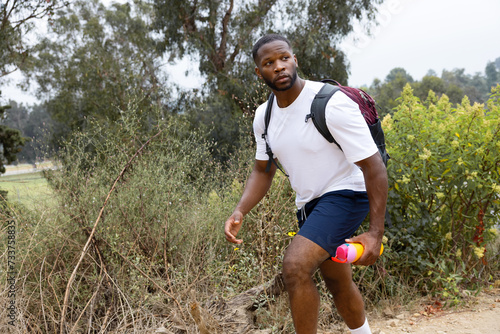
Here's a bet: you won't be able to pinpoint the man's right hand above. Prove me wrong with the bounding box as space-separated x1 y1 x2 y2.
223 160 276 245
225 211 244 244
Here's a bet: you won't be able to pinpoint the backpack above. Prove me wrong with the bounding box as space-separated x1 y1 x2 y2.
262 79 390 174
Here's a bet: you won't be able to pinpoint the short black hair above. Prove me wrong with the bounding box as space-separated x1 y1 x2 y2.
252 34 292 62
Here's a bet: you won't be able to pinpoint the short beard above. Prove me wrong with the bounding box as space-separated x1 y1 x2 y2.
264 70 298 91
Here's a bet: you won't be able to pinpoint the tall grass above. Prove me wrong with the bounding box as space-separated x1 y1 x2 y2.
0 172 57 209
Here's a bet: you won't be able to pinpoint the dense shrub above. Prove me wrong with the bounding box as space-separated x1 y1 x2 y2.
383 84 500 303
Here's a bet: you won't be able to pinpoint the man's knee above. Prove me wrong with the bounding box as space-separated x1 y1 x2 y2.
282 254 313 289
282 235 329 289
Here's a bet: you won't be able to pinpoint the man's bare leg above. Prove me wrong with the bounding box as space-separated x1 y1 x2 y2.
319 260 366 330
282 235 330 334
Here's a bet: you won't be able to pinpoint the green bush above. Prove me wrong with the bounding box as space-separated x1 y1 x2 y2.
383 84 500 302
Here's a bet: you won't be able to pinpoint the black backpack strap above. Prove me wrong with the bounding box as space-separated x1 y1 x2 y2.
262 93 288 176
368 118 390 166
306 83 341 148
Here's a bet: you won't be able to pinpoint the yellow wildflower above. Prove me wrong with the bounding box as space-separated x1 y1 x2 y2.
484 130 493 143
419 148 432 160
473 246 485 259
287 231 297 237
382 114 393 131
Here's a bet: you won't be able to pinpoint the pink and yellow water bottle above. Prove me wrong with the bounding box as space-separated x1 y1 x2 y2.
331 243 384 263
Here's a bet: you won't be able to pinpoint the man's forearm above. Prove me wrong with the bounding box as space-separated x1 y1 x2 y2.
350 153 388 264
234 160 276 216
357 153 388 238
365 170 388 237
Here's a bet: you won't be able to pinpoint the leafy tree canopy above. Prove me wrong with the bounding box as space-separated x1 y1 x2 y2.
367 60 500 117
0 100 26 174
22 0 169 142
0 0 66 81
153 0 383 109
1 101 54 163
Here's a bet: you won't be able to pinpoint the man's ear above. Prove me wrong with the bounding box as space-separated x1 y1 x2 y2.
294 54 298 67
255 66 262 79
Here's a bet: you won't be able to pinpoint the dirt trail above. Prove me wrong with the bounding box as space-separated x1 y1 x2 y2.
369 288 500 334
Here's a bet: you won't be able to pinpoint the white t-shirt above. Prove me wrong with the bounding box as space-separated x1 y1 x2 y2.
253 80 378 209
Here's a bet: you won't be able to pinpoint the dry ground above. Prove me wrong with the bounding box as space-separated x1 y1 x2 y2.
369 288 500 334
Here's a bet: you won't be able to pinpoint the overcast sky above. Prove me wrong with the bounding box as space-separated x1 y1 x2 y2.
2 0 500 104
344 0 500 86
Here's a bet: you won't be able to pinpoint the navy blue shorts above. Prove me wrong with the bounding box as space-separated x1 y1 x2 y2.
296 190 369 257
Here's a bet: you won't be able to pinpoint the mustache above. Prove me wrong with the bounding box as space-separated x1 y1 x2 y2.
274 74 290 82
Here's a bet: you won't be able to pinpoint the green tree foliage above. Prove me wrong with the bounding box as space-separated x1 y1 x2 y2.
22 104 55 162
485 61 499 89
383 84 500 301
495 56 500 70
0 0 64 80
411 75 446 101
440 69 485 104
153 0 382 90
0 101 26 174
23 0 168 142
0 0 62 188
367 67 414 117
368 61 499 116
1 101 55 163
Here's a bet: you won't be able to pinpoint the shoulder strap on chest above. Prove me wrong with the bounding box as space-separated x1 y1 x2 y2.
262 94 288 176
308 82 341 148
264 93 274 134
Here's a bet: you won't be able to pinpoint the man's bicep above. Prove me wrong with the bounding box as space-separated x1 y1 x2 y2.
354 152 384 171
254 159 277 174
325 93 378 163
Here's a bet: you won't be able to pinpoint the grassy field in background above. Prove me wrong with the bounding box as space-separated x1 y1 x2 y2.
0 172 56 209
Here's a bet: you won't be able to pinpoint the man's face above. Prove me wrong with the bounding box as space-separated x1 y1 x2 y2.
255 40 298 92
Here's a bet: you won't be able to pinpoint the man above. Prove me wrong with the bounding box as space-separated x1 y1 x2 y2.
224 34 388 334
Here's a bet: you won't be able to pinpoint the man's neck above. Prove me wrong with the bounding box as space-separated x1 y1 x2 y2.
274 78 306 108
